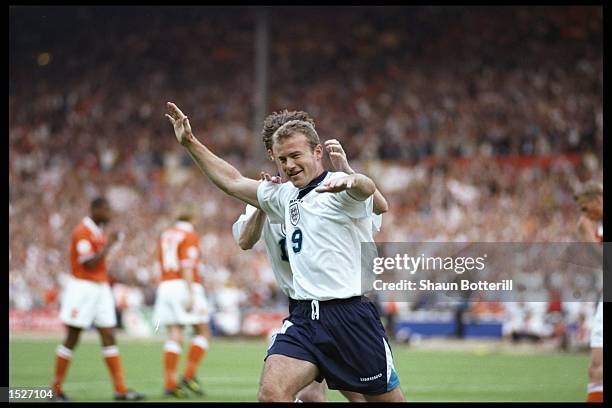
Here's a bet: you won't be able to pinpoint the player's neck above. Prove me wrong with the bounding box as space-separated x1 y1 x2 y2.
89 216 104 227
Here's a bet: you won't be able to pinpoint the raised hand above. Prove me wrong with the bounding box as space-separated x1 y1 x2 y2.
165 102 193 145
325 139 354 174
315 174 357 193
107 231 120 246
260 172 282 184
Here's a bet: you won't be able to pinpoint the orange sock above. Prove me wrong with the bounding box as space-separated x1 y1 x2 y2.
164 341 182 390
51 345 73 393
587 384 603 402
183 336 209 380
587 392 603 402
102 346 128 394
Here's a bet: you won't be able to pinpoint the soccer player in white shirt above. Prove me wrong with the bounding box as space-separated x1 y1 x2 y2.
232 110 387 402
165 102 405 402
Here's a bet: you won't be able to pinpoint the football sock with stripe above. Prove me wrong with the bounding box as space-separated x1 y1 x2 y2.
52 345 73 394
164 341 182 390
102 346 128 394
586 383 603 402
183 336 208 381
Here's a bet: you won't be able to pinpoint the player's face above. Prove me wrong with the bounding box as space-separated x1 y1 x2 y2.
582 196 603 221
93 202 112 225
272 133 323 188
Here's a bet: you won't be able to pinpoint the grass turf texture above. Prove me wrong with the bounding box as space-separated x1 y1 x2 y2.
9 335 589 402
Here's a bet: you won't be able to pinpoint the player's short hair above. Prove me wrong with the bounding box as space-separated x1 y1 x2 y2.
272 120 320 152
262 110 315 151
574 181 603 204
90 197 109 211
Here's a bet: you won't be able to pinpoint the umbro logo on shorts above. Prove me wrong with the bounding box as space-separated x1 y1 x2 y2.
359 373 383 382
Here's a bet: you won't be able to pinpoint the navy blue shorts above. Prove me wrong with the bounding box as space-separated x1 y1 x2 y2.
266 296 400 395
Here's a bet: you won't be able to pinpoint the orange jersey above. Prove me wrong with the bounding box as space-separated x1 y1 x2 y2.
70 217 108 283
157 222 202 283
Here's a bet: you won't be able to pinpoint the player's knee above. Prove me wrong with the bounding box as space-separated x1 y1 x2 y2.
64 327 82 348
588 360 603 381
98 329 116 346
258 384 290 402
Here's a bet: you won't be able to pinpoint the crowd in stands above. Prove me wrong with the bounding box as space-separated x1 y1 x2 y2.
9 6 602 342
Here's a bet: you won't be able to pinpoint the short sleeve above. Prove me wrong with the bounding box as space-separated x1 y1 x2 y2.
74 226 96 263
371 213 383 233
232 205 259 243
257 181 287 224
179 234 201 269
332 189 374 220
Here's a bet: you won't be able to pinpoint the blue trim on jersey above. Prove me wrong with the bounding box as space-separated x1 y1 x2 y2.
388 368 400 391
296 171 328 200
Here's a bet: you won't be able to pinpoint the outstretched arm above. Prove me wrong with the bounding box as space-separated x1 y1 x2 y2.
325 139 389 214
166 102 261 208
315 173 375 201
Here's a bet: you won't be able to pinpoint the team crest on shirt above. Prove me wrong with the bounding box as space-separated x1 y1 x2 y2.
289 202 300 226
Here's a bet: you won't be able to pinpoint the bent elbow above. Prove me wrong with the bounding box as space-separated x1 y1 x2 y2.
238 238 254 250
374 202 389 215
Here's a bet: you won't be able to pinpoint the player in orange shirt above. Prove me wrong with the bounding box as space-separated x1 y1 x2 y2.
574 182 603 403
154 207 211 398
50 197 144 401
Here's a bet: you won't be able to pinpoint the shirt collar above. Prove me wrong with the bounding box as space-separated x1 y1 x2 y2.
296 171 328 200
83 216 103 237
175 221 194 232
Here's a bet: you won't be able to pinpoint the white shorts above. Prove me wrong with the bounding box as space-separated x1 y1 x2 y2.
590 301 603 348
154 280 210 326
60 277 117 329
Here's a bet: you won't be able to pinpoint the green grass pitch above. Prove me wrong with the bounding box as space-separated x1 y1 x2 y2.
9 335 589 402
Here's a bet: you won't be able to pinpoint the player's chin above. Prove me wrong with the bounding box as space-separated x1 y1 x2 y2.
289 172 305 187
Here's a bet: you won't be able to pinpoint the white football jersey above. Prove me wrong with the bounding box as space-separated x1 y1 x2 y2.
257 171 375 301
233 202 382 301
232 205 295 298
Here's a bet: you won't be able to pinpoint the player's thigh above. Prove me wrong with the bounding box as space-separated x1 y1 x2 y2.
362 385 406 402
296 379 327 402
166 324 184 343
96 326 116 346
190 284 211 326
259 354 319 400
192 322 211 338
60 278 99 329
93 283 117 329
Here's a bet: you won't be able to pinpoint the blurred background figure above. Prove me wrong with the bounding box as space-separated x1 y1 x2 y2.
50 197 144 401
154 205 211 398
